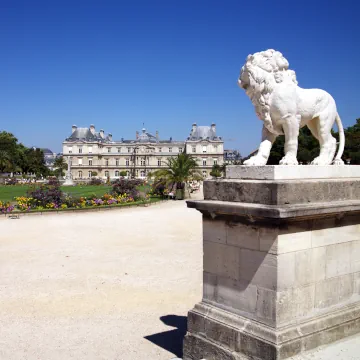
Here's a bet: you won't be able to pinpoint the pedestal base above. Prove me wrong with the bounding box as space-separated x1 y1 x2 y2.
184 302 360 360
185 170 360 359
63 179 75 186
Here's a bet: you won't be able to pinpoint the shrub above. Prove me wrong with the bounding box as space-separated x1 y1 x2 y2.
151 179 166 197
89 178 103 186
111 178 144 200
120 170 127 177
27 180 63 208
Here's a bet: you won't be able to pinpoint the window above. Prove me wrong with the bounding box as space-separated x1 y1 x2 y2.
117 148 121 153
157 159 161 166
168 147 172 153
214 145 218 152
140 170 146 177
88 146 92 154
126 159 129 166
78 171 82 178
107 148 111 153
213 158 218 165
78 147 83 154
89 159 93 166
126 171 130 177
68 147 73 154
202 170 207 177
202 145 207 153
158 147 162 153
203 158 207 166
78 158 83 166
136 170 139 177
141 158 146 166
70 159 73 165
192 147 196 153
105 171 109 178
179 148 183 153
105 159 109 166
115 159 119 166
128 147 131 153
88 171 92 178
115 170 119 177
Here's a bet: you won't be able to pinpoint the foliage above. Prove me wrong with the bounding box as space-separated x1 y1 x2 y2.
120 170 127 177
210 164 225 178
91 171 98 176
89 178 103 186
0 200 14 213
0 131 49 176
151 179 166 197
26 180 63 208
111 178 144 200
153 153 202 190
53 156 67 177
265 118 360 165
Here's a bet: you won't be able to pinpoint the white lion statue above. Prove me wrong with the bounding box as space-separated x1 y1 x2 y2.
238 49 345 165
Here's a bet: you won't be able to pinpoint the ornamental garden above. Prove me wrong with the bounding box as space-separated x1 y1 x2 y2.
0 178 163 214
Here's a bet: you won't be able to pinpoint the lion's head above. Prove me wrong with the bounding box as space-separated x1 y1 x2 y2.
238 49 297 135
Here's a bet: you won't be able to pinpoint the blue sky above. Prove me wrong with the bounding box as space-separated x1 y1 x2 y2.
1 0 359 155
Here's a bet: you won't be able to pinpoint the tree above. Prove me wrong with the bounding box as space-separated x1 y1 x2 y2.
154 153 202 198
120 170 127 177
0 150 11 173
53 156 67 177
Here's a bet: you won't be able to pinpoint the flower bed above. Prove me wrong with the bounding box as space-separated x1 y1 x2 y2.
1 178 159 214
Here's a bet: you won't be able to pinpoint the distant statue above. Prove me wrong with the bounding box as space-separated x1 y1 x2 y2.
238 49 345 166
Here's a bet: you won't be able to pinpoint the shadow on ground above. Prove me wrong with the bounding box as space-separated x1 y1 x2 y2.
144 315 187 358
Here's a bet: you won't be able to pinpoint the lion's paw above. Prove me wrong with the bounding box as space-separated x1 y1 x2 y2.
279 154 298 165
311 156 331 166
243 156 267 166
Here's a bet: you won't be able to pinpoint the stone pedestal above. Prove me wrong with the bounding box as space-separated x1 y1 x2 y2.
184 166 360 360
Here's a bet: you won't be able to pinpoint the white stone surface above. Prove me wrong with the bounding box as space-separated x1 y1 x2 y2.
238 49 345 166
226 165 360 180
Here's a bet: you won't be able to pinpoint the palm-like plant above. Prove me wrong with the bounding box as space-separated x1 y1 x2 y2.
53 156 67 177
154 153 202 198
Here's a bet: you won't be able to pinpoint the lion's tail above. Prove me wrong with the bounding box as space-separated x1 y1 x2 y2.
333 113 345 165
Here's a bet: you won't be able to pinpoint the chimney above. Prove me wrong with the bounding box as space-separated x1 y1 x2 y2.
211 123 216 133
108 133 112 141
136 131 139 140
156 131 159 140
72 125 77 133
192 123 197 133
100 129 104 138
90 124 95 135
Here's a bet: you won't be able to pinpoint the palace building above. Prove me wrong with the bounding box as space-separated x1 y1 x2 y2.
62 123 224 180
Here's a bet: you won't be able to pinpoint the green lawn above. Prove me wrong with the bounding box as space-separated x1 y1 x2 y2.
0 185 112 203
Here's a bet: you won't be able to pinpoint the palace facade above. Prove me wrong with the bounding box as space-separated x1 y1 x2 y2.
62 123 224 180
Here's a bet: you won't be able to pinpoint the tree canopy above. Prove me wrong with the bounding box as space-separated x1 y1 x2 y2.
0 131 49 176
267 118 360 165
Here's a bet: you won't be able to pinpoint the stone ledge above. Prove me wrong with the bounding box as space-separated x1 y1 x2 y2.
187 199 360 220
203 179 360 205
183 301 360 360
226 165 360 180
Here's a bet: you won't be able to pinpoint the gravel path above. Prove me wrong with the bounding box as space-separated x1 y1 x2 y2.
0 200 202 360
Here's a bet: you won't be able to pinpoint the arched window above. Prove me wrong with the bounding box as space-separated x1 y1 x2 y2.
88 171 92 178
140 170 146 178
105 171 109 178
115 170 119 177
78 171 82 178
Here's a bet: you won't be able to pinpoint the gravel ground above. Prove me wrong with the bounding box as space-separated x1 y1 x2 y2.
0 200 202 360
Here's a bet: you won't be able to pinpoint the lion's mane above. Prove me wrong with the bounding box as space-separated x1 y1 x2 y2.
239 49 298 135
